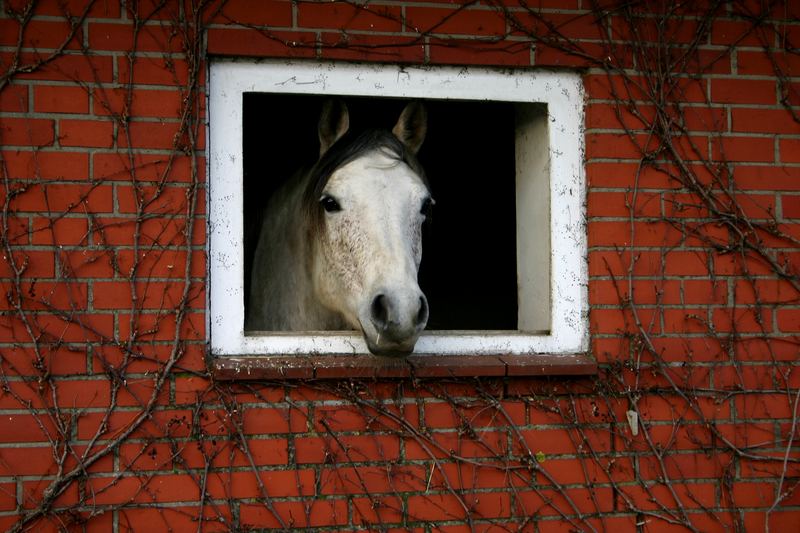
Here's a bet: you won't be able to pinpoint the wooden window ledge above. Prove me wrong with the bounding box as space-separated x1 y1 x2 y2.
211 354 596 380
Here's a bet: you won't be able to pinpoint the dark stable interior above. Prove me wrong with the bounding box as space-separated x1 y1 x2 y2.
243 94 518 330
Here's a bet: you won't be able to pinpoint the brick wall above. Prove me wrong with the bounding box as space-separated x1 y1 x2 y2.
0 0 798 531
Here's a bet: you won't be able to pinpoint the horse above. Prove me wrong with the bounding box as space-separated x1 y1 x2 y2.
246 100 432 356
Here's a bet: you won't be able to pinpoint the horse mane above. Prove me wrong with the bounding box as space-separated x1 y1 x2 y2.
302 128 428 234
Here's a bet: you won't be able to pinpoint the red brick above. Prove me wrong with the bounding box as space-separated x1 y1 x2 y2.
0 83 28 112
93 87 183 118
319 464 426 495
585 102 653 131
732 482 776 507
739 50 800 76
711 19 764 46
732 108 800 134
240 498 348 528
624 482 717 512
299 2 401 31
206 28 316 57
406 493 468 521
514 11 606 41
735 166 800 192
78 408 193 440
586 161 674 188
0 344 87 375
712 136 775 163
590 307 659 335
116 184 200 214
0 118 55 146
33 85 88 113
0 414 57 443
88 22 181 52
91 216 205 247
93 153 200 182
117 310 204 341
432 462 530 492
713 307 772 333
295 434 401 463
59 119 114 148
734 337 799 362
407 430 507 460
118 121 195 150
664 250 710 275
0 482 14 511
320 33 426 63
5 0 120 18
31 216 88 245
1 150 89 181
586 132 645 160
90 474 200 505
112 248 205 279
682 106 728 131
776 308 800 332
206 469 316 500
13 183 113 213
406 7 505 36
783 194 800 218
213 0 293 27
537 42 617 68
684 279 727 305
590 279 678 305
734 278 798 305
22 478 80 509
779 138 800 163
740 453 800 479
117 56 193 86
352 495 404 526
242 406 305 434
0 280 88 311
92 281 204 310
588 191 661 218
118 506 229 533
744 511 800 532
0 249 55 278
0 19 83 50
736 393 794 419
718 192 776 219
590 220 684 247
712 78 776 105
1 52 113 83
428 37 531 66
585 73 650 102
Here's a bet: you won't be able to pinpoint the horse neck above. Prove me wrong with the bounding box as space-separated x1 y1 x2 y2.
266 172 346 330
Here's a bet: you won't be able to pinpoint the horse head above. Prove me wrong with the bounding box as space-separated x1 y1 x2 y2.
306 100 431 356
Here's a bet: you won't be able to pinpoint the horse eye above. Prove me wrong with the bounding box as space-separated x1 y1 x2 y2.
420 197 434 218
320 195 341 213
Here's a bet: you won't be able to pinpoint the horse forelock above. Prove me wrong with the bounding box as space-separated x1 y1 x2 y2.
301 129 428 238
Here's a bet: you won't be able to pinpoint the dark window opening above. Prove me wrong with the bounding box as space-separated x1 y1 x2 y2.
242 94 518 330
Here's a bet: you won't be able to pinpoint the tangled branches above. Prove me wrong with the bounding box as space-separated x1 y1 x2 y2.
0 0 798 531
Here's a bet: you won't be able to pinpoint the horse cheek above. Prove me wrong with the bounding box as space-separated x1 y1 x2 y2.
318 218 364 324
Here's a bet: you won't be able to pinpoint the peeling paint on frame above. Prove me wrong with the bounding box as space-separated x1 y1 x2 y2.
207 59 587 357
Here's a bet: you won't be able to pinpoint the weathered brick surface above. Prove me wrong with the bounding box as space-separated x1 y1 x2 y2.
0 0 798 530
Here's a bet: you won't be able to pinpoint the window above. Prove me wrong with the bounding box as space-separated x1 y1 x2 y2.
208 59 587 364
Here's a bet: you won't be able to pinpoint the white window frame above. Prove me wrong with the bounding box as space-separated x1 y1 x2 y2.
207 59 587 357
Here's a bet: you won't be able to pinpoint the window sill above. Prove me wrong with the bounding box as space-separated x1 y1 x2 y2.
210 353 597 380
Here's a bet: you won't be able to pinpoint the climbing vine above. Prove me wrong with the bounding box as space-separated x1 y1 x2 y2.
0 0 797 531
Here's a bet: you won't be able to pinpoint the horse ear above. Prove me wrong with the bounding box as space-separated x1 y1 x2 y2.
318 99 349 157
392 101 427 155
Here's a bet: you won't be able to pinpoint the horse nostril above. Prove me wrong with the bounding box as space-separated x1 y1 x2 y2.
371 294 389 329
416 296 429 327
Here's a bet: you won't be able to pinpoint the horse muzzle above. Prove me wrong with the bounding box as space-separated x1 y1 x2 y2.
360 289 428 356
